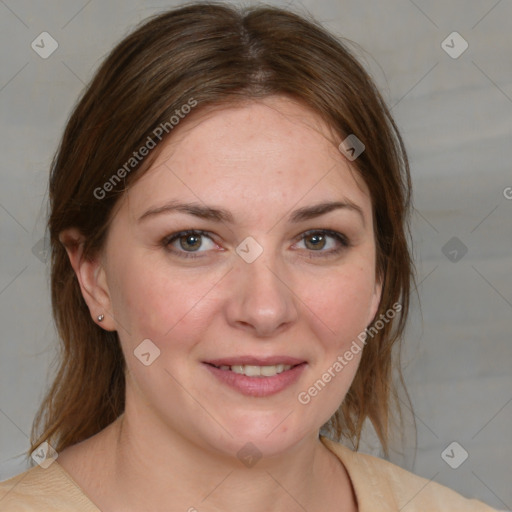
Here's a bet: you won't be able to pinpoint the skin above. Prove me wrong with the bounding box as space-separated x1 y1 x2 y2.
58 96 382 512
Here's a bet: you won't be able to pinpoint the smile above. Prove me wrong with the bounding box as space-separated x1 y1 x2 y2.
210 364 293 377
203 359 307 397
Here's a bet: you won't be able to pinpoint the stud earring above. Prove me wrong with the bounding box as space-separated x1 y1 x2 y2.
97 314 104 322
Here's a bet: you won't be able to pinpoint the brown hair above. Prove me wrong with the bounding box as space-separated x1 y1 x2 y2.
29 1 415 462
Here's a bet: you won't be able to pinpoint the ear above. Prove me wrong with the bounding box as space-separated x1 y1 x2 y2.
59 228 116 331
367 274 383 325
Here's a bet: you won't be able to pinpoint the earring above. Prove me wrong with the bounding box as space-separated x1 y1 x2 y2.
97 314 104 322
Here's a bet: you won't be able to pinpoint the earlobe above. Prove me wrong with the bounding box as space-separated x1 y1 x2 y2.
59 228 115 331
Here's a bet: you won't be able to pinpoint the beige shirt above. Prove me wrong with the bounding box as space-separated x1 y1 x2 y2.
0 435 499 511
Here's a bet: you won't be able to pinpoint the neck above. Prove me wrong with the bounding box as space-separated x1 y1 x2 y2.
103 406 355 512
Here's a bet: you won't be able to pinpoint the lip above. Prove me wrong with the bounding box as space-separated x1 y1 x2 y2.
203 360 307 397
205 355 306 366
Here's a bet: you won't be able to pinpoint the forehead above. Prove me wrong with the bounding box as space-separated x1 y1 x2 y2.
120 97 372 222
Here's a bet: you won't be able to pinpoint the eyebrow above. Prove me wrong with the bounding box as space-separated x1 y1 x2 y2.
138 199 365 225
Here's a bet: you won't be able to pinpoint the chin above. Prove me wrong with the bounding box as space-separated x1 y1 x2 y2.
208 414 313 461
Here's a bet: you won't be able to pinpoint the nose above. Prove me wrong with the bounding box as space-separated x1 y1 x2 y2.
224 246 299 338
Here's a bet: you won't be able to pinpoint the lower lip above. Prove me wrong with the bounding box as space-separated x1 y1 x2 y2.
203 363 307 397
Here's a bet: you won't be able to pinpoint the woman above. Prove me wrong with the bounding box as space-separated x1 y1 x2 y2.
0 2 499 511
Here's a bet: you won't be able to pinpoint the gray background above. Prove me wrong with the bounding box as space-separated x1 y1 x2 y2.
0 0 511 509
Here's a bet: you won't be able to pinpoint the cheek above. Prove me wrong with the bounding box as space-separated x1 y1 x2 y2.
298 264 376 343
107 252 223 343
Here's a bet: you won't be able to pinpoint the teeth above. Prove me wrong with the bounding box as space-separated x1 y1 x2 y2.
221 364 292 377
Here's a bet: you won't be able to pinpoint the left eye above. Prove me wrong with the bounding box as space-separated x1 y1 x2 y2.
294 230 348 253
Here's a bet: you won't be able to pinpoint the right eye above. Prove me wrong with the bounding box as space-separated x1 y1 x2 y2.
162 230 220 259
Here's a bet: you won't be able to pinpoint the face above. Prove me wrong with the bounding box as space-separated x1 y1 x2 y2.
89 96 381 459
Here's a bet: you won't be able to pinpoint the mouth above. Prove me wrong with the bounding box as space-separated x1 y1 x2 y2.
202 356 307 397
204 355 306 376
205 362 304 377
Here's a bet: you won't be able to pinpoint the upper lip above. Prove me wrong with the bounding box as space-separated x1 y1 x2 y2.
205 356 306 367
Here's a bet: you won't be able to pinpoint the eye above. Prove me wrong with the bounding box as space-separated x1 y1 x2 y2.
162 228 350 260
163 230 218 259
293 229 350 257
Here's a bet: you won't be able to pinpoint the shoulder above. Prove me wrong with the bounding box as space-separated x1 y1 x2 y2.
320 436 501 512
0 462 99 512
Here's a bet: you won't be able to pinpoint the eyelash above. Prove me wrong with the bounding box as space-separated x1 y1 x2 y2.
162 229 350 260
